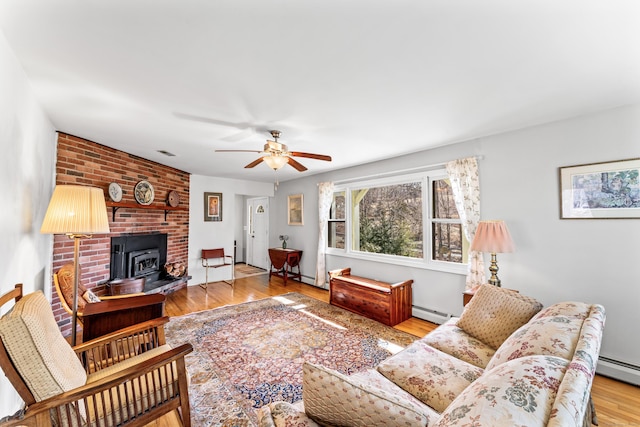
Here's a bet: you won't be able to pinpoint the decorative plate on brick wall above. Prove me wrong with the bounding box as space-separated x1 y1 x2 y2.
108 182 123 202
134 180 155 205
167 190 180 207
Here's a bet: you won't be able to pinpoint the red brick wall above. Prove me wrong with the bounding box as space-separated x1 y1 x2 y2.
52 133 190 335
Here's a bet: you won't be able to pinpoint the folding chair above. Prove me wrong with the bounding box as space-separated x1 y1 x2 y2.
200 248 234 289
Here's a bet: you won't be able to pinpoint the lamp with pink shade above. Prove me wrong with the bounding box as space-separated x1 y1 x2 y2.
470 220 515 287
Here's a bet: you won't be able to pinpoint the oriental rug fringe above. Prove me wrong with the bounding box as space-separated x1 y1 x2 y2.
164 292 418 426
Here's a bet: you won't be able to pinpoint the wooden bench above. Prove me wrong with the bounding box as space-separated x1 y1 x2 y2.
329 268 413 326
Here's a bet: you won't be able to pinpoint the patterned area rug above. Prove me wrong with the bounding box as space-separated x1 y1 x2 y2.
164 292 418 426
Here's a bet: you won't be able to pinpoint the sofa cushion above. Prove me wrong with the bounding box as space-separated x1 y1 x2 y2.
0 291 87 402
457 284 543 349
486 315 585 371
303 362 439 426
434 355 568 426
533 301 593 320
421 318 496 368
377 341 484 412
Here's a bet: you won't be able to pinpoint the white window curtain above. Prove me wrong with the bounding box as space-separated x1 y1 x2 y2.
315 181 334 289
445 157 485 289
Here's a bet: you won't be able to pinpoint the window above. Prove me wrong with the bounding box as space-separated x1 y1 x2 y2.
431 178 469 264
351 181 422 258
328 191 345 249
328 171 468 272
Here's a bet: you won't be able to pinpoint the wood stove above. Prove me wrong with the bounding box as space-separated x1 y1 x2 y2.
110 233 167 286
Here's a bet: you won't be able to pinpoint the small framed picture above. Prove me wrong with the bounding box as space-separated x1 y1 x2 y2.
288 194 304 225
204 192 223 222
559 158 640 219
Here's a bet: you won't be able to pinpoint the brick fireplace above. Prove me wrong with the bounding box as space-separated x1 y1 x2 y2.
52 133 190 336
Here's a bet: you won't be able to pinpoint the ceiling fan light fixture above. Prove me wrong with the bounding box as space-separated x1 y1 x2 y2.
263 155 288 170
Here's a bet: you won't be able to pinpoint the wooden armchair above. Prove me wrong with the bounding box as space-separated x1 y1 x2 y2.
0 284 193 427
200 248 234 289
54 264 165 342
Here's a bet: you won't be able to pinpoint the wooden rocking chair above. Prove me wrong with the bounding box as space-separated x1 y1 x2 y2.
0 284 193 427
53 263 165 342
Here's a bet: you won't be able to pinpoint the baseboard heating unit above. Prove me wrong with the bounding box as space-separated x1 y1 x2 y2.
597 356 640 386
412 305 453 325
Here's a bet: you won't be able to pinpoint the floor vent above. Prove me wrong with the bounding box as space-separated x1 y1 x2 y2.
412 305 453 325
597 356 640 386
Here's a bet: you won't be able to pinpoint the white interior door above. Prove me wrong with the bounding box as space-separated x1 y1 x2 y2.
246 197 269 269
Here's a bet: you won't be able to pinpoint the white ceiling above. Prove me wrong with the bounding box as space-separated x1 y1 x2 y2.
1 0 639 182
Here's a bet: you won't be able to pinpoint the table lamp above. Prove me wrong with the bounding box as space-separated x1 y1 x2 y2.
470 220 515 287
41 185 110 345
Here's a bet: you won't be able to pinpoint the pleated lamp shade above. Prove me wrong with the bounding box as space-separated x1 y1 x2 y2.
470 220 515 253
41 185 110 235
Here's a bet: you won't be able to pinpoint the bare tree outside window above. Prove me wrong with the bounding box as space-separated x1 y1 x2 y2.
352 182 423 258
327 172 468 267
328 191 345 249
432 179 466 263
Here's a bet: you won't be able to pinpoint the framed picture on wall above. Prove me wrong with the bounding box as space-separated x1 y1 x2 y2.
559 158 640 219
204 192 223 221
288 194 304 225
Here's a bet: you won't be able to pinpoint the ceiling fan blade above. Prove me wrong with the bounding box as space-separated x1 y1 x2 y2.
175 112 274 140
245 157 265 168
216 149 263 153
287 157 308 172
289 151 332 162
174 112 255 130
221 128 256 142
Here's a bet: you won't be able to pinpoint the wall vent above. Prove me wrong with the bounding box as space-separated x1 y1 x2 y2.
597 356 640 386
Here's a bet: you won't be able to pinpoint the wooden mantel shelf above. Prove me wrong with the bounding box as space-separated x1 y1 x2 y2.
106 201 188 221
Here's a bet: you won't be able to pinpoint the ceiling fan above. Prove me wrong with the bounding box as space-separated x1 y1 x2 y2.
215 130 332 171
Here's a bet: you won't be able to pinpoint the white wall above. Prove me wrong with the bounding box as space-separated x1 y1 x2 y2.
272 104 640 380
234 194 245 263
188 175 273 285
0 30 57 417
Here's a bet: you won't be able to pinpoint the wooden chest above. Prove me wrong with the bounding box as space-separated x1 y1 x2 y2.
329 268 413 326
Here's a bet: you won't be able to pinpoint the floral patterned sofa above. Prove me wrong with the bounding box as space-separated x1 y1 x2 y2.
257 284 606 427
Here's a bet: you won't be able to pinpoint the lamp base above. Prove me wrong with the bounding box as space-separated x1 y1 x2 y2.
488 252 501 287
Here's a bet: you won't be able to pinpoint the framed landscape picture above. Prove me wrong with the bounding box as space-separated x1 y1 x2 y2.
288 194 304 225
204 192 222 221
559 158 640 219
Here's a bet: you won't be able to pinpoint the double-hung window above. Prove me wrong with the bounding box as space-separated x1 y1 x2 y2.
327 170 468 273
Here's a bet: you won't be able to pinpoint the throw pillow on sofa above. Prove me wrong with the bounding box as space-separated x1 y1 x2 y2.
434 355 568 427
376 340 484 412
486 315 586 371
302 362 439 427
457 284 543 349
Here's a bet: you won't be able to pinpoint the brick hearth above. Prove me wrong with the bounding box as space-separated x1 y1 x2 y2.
52 133 190 336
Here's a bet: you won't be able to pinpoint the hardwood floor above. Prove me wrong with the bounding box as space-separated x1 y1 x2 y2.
149 272 640 426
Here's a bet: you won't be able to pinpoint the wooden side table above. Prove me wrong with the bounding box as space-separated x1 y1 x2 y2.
463 289 475 307
268 248 303 285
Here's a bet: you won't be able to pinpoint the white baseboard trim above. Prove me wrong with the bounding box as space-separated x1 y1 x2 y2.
597 357 640 386
412 305 453 325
